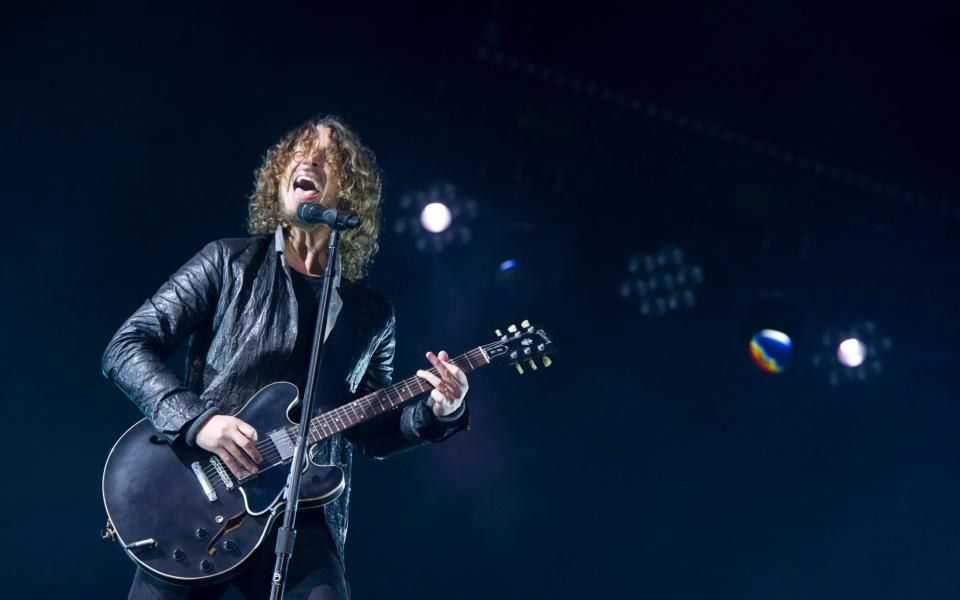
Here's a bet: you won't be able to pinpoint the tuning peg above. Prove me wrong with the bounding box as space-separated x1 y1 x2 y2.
515 363 524 375
507 324 518 334
521 319 531 329
495 329 502 337
542 356 553 368
527 359 538 371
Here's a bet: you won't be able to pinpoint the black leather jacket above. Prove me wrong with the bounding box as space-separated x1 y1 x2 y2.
101 228 468 560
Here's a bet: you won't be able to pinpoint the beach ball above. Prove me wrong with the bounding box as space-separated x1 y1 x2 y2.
749 329 792 374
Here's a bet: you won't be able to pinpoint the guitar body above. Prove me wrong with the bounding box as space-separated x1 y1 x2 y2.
102 382 345 585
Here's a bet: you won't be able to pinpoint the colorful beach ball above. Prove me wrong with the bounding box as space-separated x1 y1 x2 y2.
749 329 792 374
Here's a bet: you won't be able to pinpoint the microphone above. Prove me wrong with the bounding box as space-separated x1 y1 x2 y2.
296 202 362 230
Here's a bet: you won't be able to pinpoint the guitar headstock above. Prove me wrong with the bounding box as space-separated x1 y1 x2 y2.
484 320 557 375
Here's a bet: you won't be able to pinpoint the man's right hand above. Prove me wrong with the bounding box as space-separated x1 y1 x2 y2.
195 415 262 478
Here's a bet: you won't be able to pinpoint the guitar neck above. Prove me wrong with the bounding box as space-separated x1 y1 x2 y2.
306 347 490 443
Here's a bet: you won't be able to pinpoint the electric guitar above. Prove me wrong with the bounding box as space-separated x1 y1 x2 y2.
101 321 555 585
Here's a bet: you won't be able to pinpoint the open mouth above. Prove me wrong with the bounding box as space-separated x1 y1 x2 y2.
292 173 322 199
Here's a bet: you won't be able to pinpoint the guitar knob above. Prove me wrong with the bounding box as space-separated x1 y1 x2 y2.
195 528 208 540
222 539 237 552
200 560 214 573
172 549 185 562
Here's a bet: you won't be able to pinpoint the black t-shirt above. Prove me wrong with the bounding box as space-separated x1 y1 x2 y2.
281 270 328 390
279 269 337 533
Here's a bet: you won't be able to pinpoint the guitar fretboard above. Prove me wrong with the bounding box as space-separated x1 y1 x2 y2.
302 347 490 443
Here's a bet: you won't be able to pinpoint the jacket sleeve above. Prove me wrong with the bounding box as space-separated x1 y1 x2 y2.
101 240 223 442
345 304 469 460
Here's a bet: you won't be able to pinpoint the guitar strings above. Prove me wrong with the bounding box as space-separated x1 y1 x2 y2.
198 346 496 483
199 331 549 485
198 353 483 486
198 335 545 490
199 360 467 481
197 341 515 481
200 347 485 476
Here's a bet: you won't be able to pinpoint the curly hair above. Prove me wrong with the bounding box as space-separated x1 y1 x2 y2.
248 116 383 281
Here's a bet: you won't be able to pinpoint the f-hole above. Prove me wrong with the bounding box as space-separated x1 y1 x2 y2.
207 512 246 556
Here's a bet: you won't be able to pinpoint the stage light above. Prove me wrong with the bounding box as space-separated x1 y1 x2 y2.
619 246 703 317
499 259 518 272
420 202 452 233
749 329 793 374
811 320 892 386
837 338 867 368
393 183 478 253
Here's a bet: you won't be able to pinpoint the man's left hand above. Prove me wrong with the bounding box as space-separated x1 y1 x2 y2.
417 350 469 417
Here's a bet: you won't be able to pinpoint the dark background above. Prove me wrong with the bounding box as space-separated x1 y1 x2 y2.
3 2 959 598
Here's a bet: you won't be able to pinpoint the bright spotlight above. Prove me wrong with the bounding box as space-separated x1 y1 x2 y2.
498 259 518 272
837 338 867 368
811 320 892 386
394 183 477 253
420 202 452 233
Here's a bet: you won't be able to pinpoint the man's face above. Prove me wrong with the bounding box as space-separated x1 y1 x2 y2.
278 125 342 227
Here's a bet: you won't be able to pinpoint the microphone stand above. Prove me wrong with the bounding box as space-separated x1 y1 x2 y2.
269 224 347 600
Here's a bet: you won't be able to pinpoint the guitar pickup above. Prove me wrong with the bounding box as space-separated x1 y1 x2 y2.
269 428 296 462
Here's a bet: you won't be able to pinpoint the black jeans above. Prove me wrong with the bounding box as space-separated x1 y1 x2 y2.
127 519 348 600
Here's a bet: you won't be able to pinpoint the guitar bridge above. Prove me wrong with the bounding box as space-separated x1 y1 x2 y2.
191 461 218 502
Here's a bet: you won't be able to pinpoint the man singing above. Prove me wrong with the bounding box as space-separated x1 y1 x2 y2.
102 116 470 599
